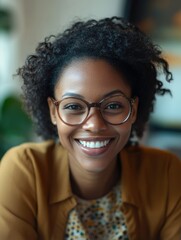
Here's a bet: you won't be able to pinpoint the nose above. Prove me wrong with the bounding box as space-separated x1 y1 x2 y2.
82 108 107 132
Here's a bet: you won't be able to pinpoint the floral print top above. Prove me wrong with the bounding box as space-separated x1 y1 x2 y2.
65 183 129 240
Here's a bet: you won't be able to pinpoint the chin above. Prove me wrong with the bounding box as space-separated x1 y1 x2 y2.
79 159 112 173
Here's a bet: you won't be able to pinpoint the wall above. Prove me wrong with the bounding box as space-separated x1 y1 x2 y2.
0 0 24 101
0 0 126 100
20 0 126 65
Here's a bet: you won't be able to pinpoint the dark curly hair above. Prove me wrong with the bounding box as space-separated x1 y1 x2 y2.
17 17 172 141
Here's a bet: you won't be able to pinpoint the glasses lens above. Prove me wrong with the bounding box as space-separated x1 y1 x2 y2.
58 98 88 125
101 95 131 124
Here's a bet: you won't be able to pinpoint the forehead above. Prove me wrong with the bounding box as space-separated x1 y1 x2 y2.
54 58 131 100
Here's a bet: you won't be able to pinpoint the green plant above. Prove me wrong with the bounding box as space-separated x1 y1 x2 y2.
0 95 33 159
0 8 13 33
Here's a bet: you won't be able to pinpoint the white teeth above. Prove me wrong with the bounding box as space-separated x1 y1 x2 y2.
79 140 110 148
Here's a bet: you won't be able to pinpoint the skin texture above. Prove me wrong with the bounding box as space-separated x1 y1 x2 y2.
48 58 138 199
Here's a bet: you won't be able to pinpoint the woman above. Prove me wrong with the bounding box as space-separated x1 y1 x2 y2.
0 17 180 240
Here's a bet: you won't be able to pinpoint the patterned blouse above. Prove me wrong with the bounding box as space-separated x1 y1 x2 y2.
65 183 129 239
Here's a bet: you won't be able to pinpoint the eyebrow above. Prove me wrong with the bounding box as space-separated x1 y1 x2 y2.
102 90 125 98
62 89 126 100
62 92 85 99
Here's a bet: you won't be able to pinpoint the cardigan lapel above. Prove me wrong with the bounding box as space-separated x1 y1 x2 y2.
49 143 73 204
48 143 77 239
119 146 142 240
120 146 141 207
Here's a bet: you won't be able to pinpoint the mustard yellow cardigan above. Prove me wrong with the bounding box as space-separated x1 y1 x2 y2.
0 140 181 240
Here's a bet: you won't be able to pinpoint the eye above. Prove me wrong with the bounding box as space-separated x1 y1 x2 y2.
104 102 124 114
63 103 83 110
106 103 123 109
61 102 86 115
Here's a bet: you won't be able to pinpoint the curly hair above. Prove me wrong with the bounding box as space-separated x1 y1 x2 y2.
17 17 172 140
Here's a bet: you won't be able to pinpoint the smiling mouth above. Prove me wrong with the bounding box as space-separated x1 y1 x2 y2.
78 139 112 149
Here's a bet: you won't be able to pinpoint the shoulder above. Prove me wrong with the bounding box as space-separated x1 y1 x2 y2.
1 140 56 159
0 140 68 202
1 140 64 161
121 145 181 189
121 146 181 206
0 140 67 177
123 145 180 166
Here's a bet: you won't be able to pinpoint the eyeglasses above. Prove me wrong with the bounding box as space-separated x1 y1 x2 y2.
51 93 136 126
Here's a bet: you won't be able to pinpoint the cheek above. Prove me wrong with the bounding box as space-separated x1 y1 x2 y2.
56 123 68 143
116 121 132 134
56 122 75 147
115 122 132 142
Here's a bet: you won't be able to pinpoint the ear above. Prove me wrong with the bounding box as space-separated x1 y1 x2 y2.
131 97 139 124
47 97 57 125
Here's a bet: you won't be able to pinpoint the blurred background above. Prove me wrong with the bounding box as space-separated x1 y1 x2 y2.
0 0 181 159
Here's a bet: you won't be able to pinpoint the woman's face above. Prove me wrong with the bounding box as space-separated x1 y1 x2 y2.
48 58 138 173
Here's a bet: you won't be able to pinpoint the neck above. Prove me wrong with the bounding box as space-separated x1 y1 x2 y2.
69 156 120 200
